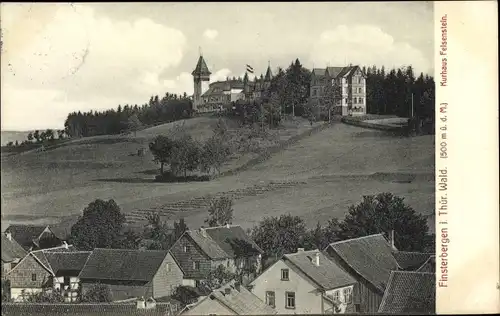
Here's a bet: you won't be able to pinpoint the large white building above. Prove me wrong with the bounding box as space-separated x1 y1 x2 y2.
309 65 367 116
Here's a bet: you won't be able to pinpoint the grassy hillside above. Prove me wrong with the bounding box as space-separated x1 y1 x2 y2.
1 118 435 235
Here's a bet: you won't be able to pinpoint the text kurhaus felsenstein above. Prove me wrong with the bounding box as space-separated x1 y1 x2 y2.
439 14 448 87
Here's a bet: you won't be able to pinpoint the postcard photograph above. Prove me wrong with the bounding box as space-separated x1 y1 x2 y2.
1 1 447 315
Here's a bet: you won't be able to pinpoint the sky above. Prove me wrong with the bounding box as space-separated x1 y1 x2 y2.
1 2 434 131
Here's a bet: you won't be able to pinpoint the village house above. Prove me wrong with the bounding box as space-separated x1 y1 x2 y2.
378 271 435 314
4 225 63 251
170 225 263 287
2 233 27 277
180 280 276 315
309 65 367 116
78 248 183 301
6 243 88 302
250 248 357 314
1 297 180 316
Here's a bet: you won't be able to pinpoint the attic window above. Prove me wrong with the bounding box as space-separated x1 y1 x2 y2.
31 273 37 281
183 245 189 252
281 269 289 281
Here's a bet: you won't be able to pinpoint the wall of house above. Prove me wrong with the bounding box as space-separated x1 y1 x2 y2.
80 280 153 301
182 296 235 316
251 259 323 314
170 235 212 280
8 255 52 290
152 252 184 297
324 285 356 314
350 69 366 115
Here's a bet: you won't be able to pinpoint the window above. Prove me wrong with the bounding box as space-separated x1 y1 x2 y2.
183 245 189 252
343 287 353 304
359 97 364 104
312 89 316 96
265 291 276 307
332 290 340 302
193 261 200 270
281 269 289 281
285 292 296 309
353 98 357 104
166 263 171 272
31 273 37 281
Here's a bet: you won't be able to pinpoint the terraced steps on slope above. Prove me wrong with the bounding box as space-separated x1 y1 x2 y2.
126 180 307 224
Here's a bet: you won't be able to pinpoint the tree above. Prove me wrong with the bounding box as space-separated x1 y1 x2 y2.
27 132 34 142
173 218 189 241
205 196 233 227
143 212 173 249
149 135 175 175
81 284 113 302
302 220 342 251
127 114 143 137
203 265 237 290
337 193 431 251
69 199 126 250
321 79 342 122
251 214 309 261
33 130 41 143
170 135 202 177
22 289 64 303
44 129 55 141
201 134 231 176
57 129 65 140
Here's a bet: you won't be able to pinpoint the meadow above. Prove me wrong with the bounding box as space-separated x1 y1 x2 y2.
1 116 435 235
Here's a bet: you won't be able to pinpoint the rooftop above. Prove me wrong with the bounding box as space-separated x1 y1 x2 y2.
78 249 169 282
393 251 434 270
192 55 211 77
378 271 435 314
284 249 356 290
4 225 50 249
1 233 26 263
327 234 399 292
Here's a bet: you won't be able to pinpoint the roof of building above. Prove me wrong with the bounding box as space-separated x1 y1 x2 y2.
378 271 435 314
186 225 263 260
416 255 435 273
4 225 50 249
26 245 78 275
1 233 27 263
313 65 362 79
284 249 356 290
393 251 434 270
78 249 169 282
189 280 277 315
326 66 345 78
192 55 211 77
327 234 400 293
312 68 326 76
45 251 92 275
264 65 273 81
1 303 178 316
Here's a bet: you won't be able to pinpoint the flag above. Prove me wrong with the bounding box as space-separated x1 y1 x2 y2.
246 64 254 74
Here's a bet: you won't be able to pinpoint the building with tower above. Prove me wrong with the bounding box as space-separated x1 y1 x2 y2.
191 55 274 114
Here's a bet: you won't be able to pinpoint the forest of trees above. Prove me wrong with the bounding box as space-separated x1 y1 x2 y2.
64 92 193 138
363 65 435 119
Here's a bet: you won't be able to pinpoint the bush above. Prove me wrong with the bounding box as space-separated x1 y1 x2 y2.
81 284 113 302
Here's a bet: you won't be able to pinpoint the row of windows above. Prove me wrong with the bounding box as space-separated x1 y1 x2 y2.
311 87 364 96
328 287 353 304
265 291 295 309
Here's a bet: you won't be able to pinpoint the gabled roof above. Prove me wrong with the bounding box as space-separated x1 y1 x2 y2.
312 68 326 76
4 225 50 249
326 234 399 292
1 233 27 263
416 255 435 273
393 251 434 271
192 55 211 77
326 66 344 78
378 271 435 314
9 245 77 276
1 303 179 316
78 249 169 282
185 225 263 260
189 280 277 315
45 251 92 275
284 250 356 290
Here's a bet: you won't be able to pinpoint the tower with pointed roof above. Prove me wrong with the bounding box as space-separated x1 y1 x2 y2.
192 54 211 111
263 62 273 90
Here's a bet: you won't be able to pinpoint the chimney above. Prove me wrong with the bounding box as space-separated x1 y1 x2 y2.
6 232 12 241
234 282 241 292
388 230 397 251
62 241 69 249
224 287 231 295
297 248 305 252
136 297 146 309
226 223 230 229
145 297 156 309
314 252 320 266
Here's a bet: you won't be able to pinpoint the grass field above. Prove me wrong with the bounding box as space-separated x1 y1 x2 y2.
1 117 435 235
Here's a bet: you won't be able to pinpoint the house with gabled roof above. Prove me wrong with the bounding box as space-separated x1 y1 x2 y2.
249 248 357 314
6 243 89 302
78 248 184 301
170 225 263 288
4 225 63 251
378 271 435 314
310 65 367 116
2 233 27 277
324 233 400 313
181 280 276 315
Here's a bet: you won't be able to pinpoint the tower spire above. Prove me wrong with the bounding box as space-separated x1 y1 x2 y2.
199 46 203 57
